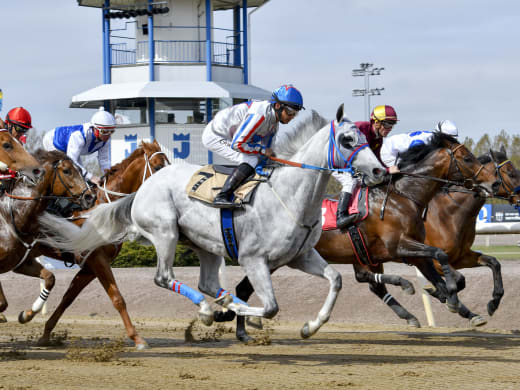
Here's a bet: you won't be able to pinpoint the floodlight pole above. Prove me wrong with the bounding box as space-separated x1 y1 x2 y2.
352 63 385 121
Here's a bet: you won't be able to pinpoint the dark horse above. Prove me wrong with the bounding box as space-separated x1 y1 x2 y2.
0 149 95 323
16 141 168 350
351 147 520 328
214 132 500 341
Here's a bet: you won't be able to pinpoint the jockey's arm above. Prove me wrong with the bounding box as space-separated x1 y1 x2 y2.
230 113 266 155
66 131 91 180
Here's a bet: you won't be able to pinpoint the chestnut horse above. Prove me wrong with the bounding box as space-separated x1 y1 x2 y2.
214 132 501 341
351 147 520 328
0 129 42 177
0 149 94 322
24 141 168 349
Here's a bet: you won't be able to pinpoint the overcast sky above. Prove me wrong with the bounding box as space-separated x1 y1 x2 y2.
1 0 518 140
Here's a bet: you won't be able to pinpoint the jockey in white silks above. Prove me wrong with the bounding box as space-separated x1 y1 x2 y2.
42 107 116 185
202 84 304 208
380 119 459 172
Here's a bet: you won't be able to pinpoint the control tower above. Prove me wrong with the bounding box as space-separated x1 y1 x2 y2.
73 0 271 165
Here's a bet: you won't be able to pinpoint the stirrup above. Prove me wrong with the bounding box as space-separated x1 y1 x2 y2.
213 195 238 209
337 213 358 229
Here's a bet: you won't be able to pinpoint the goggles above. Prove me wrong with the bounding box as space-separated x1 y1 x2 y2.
283 105 300 117
12 124 29 133
96 126 116 135
380 120 396 129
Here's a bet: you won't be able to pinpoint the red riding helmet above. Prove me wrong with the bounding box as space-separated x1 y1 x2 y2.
5 107 32 129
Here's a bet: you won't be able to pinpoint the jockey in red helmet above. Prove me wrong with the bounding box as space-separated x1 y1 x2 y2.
4 107 32 145
333 104 398 229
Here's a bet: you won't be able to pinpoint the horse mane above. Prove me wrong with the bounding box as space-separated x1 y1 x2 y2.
273 110 329 159
33 148 69 164
103 141 159 179
397 132 459 170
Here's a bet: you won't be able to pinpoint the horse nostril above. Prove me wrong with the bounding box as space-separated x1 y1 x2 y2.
492 182 500 191
373 168 383 177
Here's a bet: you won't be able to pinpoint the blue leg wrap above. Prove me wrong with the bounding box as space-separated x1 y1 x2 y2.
170 280 204 305
217 288 248 306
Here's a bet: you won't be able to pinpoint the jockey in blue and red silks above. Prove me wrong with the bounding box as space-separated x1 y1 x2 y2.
202 84 304 208
332 104 398 228
3 107 32 146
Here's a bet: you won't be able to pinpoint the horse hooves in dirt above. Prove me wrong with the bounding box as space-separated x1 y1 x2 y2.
470 315 487 327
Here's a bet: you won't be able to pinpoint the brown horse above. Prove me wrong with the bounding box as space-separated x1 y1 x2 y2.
0 129 42 177
21 141 168 349
214 132 500 341
0 149 94 323
352 147 520 328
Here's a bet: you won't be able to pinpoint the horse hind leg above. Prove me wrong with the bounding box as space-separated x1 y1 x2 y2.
477 254 504 316
14 257 55 324
353 264 420 327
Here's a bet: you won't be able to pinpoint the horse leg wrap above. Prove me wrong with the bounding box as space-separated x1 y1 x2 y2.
169 280 204 305
217 288 248 306
31 288 50 313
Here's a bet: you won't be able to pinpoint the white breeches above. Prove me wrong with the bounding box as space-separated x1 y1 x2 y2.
202 128 259 168
332 171 358 193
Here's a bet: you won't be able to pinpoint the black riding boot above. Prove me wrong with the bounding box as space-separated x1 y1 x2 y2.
213 163 255 208
336 191 355 229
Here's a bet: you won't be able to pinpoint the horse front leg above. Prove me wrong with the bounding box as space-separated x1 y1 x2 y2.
287 249 342 339
0 282 8 322
353 264 420 327
397 237 461 313
14 257 55 324
477 254 504 316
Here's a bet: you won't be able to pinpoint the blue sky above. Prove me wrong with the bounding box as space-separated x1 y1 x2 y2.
1 0 518 140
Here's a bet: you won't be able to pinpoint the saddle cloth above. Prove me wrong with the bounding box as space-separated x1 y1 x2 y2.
321 186 370 230
186 165 262 207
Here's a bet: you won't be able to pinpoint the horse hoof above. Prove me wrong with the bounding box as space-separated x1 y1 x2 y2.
36 337 51 347
18 311 29 324
237 332 253 343
198 312 214 327
213 310 236 323
246 316 263 330
487 300 498 316
470 315 487 327
300 323 312 339
0 313 7 323
136 341 150 351
407 318 421 328
214 294 233 308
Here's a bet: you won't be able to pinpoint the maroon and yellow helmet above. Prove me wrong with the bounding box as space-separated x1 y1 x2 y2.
370 105 398 123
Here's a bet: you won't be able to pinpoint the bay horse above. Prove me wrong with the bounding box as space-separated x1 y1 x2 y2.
214 132 501 341
351 147 520 328
0 149 94 323
37 106 387 340
19 141 168 350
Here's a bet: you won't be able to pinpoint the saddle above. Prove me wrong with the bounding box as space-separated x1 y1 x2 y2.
186 164 268 208
322 186 375 266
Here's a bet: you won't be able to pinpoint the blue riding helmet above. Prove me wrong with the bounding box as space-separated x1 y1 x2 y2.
270 84 305 111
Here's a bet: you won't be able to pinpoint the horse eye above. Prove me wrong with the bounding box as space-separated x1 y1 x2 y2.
3 142 12 150
463 155 473 163
63 169 71 175
508 170 517 178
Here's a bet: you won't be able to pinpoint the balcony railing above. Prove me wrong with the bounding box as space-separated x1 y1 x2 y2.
111 40 242 67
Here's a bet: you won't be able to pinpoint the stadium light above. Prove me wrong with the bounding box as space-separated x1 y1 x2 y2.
352 63 385 121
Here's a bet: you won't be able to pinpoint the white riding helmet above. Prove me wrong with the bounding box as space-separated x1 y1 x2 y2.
90 107 116 130
435 120 458 137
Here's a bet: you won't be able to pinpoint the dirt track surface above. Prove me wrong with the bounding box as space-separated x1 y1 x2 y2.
1 262 520 389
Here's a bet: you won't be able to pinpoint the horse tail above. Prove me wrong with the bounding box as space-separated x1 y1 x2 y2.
38 193 136 257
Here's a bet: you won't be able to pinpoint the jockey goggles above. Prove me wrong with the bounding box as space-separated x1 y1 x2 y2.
380 120 396 129
96 126 116 135
283 105 300 117
12 124 29 133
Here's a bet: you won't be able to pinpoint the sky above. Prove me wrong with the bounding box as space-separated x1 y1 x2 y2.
1 0 519 141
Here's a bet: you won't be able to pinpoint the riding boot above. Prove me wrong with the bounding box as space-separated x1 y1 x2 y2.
213 163 255 208
336 191 356 229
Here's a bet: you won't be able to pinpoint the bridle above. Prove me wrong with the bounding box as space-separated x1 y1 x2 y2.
489 154 520 203
99 149 170 203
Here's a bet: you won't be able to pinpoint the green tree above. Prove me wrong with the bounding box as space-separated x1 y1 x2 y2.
473 133 492 156
492 129 510 153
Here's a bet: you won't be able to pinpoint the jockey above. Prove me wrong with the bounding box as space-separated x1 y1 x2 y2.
4 107 32 145
333 105 398 229
202 84 304 208
42 107 116 185
381 119 458 171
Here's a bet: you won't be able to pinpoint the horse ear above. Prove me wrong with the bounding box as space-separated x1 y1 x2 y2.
489 148 496 161
500 145 507 156
336 104 344 123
